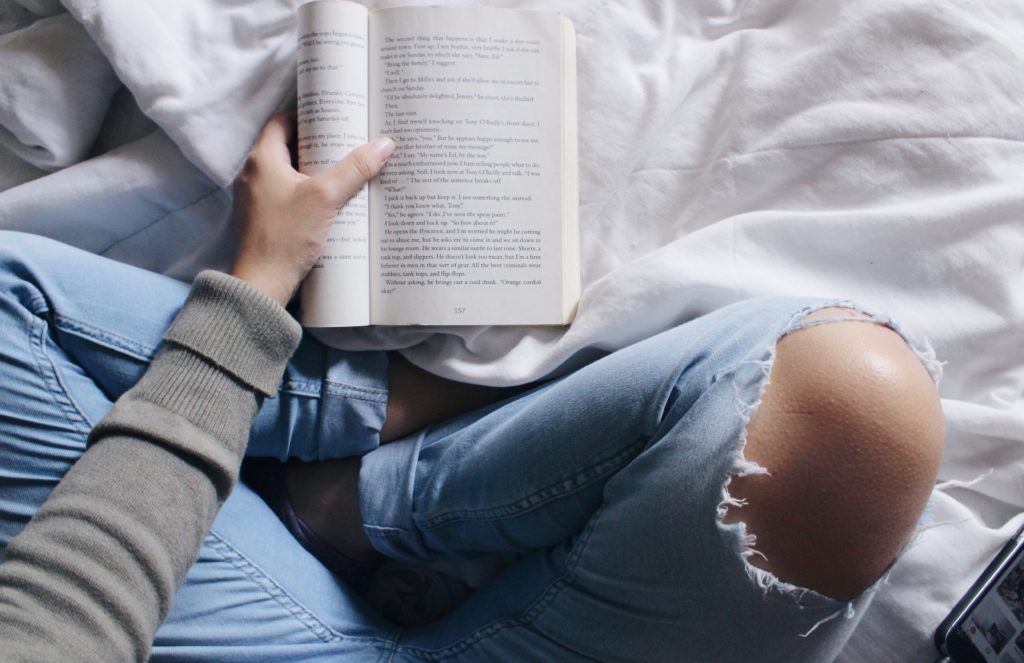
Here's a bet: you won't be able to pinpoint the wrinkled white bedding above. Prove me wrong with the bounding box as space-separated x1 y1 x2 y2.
1 0 1022 659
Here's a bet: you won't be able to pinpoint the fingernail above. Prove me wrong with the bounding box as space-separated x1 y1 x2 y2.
370 137 395 161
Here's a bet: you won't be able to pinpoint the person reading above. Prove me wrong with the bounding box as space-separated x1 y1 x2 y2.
0 113 943 662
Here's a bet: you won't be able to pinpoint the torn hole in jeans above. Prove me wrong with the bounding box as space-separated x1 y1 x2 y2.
714 301 942 637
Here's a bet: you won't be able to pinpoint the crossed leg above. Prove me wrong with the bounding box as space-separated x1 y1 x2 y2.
280 301 943 661
0 232 944 661
289 308 943 602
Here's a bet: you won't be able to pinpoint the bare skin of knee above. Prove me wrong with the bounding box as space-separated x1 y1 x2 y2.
722 308 944 601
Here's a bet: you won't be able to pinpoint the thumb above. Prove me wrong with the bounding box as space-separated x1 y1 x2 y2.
311 137 395 208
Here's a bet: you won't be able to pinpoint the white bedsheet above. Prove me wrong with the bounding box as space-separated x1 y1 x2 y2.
1 0 1022 659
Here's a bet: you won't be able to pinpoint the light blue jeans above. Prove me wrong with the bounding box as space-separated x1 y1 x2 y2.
0 231 931 661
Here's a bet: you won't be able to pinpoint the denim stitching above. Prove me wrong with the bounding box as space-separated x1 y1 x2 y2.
54 313 159 361
281 379 388 402
401 298 934 659
393 507 605 661
205 533 341 643
206 529 390 647
23 290 49 316
363 524 421 551
324 380 389 404
28 315 94 434
418 440 645 529
395 301 853 660
281 379 322 397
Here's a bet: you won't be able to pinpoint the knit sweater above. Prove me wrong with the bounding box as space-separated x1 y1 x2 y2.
0 271 302 662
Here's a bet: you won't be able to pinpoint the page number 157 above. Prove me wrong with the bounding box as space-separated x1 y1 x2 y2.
454 307 466 314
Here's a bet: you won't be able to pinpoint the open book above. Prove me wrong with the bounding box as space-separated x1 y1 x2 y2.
296 1 578 327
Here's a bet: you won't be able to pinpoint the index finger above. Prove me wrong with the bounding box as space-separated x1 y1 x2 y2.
310 137 395 208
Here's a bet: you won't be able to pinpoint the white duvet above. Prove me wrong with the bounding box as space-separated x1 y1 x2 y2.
1 0 1022 659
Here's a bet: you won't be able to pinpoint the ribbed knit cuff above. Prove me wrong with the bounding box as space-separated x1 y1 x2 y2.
129 346 259 451
163 271 302 397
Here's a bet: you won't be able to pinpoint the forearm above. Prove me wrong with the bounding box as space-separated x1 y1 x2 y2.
0 108 390 661
0 272 301 662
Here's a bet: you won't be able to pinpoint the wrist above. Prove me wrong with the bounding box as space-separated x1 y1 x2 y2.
229 261 298 308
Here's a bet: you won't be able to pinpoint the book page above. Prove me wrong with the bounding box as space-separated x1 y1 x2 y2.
368 7 565 325
296 0 369 327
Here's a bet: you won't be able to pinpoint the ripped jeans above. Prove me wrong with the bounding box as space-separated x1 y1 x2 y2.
0 232 938 661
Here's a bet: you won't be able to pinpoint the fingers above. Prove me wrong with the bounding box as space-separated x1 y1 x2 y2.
246 110 394 209
252 111 296 171
311 137 395 208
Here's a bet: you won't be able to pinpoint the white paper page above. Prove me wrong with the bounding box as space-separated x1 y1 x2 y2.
296 0 369 327
368 7 563 325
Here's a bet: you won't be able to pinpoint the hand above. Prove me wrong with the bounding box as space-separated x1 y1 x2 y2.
230 112 394 306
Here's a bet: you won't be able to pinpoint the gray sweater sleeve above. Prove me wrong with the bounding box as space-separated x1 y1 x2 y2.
0 271 302 663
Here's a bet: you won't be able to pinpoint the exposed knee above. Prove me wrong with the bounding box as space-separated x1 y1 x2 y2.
723 308 944 600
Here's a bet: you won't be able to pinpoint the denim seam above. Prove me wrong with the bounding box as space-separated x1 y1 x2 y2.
323 380 389 404
363 524 420 553
395 300 861 660
394 506 605 661
279 380 388 403
28 315 94 434
53 313 159 361
205 529 388 647
417 440 646 529
281 379 322 397
24 289 49 316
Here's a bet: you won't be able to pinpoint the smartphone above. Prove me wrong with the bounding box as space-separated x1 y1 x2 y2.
935 522 1024 662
